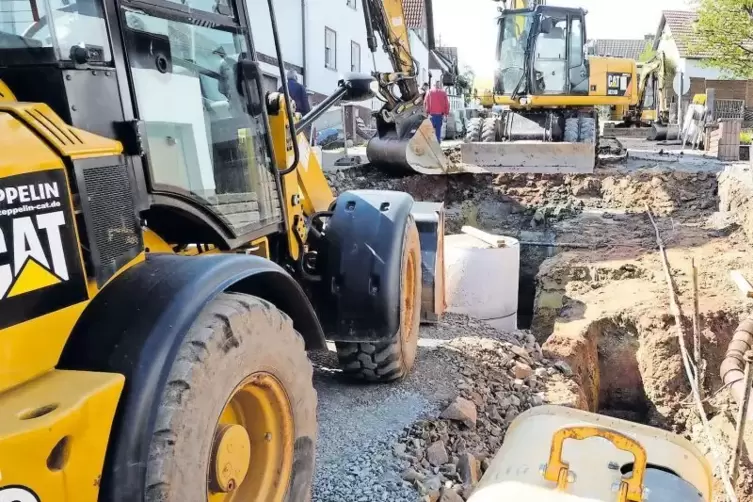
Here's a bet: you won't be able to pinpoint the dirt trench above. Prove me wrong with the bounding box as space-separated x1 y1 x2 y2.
326 156 753 500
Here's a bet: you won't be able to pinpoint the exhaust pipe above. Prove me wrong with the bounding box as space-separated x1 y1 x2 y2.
720 315 753 420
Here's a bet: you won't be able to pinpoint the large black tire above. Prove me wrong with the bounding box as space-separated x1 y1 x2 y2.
578 117 597 144
564 117 580 143
465 117 482 142
480 117 497 142
334 217 422 382
144 293 317 502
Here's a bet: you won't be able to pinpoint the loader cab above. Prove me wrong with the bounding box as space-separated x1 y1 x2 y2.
495 6 588 96
0 0 284 272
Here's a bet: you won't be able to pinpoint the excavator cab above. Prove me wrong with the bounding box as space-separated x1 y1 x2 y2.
494 6 589 97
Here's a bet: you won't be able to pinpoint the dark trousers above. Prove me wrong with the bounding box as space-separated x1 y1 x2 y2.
430 114 443 143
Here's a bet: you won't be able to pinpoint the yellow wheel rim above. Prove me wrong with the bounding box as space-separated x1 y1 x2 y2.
207 372 294 502
401 248 418 343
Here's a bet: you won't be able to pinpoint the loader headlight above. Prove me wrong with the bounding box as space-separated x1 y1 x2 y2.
519 97 529 105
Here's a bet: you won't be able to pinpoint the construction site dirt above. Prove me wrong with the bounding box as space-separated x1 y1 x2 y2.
310 143 753 501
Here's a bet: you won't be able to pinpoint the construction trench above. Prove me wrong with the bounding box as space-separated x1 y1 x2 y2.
320 144 753 501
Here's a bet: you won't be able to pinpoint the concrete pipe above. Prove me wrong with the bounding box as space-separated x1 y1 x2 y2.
720 315 753 420
648 124 680 141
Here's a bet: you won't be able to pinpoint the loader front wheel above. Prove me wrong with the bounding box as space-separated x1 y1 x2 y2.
144 293 317 502
335 217 422 382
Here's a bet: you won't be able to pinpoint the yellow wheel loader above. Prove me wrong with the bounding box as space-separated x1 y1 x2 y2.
464 1 639 172
0 0 447 499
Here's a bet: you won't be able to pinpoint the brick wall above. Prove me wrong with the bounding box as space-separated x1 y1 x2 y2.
686 79 753 108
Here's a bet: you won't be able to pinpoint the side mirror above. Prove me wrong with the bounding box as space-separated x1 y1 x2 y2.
339 73 376 102
236 57 264 116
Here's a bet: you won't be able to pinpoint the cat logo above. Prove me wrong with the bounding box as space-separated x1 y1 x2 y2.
0 211 68 300
0 170 88 330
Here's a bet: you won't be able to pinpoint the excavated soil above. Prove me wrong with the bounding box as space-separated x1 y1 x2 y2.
326 154 753 501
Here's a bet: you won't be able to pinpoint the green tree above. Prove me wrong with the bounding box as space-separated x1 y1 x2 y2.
454 66 475 105
691 0 753 77
638 40 656 62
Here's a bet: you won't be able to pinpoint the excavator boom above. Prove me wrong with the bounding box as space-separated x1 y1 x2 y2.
361 0 457 174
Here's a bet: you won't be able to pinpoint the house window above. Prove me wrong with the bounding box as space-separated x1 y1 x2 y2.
351 41 361 72
325 27 337 69
346 0 357 9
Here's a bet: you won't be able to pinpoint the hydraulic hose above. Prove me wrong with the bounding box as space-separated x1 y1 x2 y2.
721 315 753 420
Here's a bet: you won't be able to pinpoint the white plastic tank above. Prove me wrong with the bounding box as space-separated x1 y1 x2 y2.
444 227 520 332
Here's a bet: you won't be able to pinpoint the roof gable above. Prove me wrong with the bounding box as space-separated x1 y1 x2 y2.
655 9 712 58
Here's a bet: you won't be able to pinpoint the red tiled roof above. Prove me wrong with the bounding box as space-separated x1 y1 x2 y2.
660 10 706 58
593 39 647 60
402 0 425 29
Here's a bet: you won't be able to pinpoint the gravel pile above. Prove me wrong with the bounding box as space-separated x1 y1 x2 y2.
310 314 575 502
389 334 572 501
312 380 430 502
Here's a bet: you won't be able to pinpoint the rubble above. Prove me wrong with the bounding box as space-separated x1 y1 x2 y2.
391 333 573 500
439 397 477 428
319 146 753 501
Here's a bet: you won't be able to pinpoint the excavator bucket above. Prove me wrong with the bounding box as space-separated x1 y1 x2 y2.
366 118 457 175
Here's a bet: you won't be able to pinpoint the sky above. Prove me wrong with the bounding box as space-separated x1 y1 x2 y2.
432 0 695 77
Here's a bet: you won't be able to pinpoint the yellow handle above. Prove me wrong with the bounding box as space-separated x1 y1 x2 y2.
542 425 647 502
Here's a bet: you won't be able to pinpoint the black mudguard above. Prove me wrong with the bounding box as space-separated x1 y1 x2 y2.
58 253 325 502
318 190 413 342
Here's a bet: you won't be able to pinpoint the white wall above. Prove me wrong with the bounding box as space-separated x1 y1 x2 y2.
683 58 740 80
249 0 436 114
657 24 681 70
409 30 430 86
304 0 393 96
247 0 303 68
659 24 742 80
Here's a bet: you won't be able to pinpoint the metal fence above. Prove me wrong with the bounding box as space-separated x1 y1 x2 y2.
714 99 746 120
448 94 465 112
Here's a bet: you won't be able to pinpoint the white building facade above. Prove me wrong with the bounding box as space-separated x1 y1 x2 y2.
247 0 434 111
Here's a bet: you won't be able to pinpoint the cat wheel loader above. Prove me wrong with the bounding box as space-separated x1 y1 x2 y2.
463 0 638 172
0 0 447 499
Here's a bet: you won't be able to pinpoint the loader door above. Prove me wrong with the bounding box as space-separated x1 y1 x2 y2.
119 0 281 239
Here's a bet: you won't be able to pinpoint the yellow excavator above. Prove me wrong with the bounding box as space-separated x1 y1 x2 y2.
0 0 448 499
362 0 458 174
465 0 638 172
606 50 670 130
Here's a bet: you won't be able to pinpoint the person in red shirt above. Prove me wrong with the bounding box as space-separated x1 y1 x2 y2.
424 80 450 143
